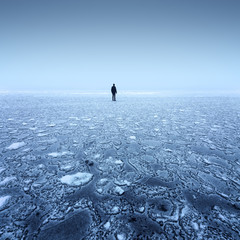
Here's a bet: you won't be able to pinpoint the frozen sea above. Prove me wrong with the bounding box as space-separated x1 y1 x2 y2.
0 94 240 239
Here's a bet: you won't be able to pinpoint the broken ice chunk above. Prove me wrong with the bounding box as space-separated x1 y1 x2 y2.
6 142 26 150
129 136 136 140
104 221 110 230
115 186 124 195
47 123 56 127
60 172 93 186
111 206 120 214
115 159 124 165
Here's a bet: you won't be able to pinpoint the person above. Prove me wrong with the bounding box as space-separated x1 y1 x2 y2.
111 84 117 101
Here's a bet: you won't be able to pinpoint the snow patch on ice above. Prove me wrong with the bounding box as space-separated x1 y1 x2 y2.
129 136 136 140
60 172 93 186
0 196 11 208
6 142 26 150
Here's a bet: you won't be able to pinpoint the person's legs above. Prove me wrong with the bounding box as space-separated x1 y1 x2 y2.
112 94 116 101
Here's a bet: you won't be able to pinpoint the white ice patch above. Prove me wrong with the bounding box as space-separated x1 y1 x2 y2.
22 148 31 152
138 207 145 213
192 222 199 231
37 133 48 137
164 148 172 153
114 180 131 186
47 123 56 127
60 172 93 186
115 160 124 165
98 178 108 185
104 221 110 230
6 142 26 150
0 196 11 208
48 151 73 158
117 233 126 240
0 177 16 186
111 206 120 214
82 118 91 121
94 154 101 159
115 186 124 195
129 136 136 140
69 117 80 120
60 165 73 171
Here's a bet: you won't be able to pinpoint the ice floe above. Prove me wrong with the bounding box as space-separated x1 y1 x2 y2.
6 142 26 150
60 172 93 186
48 151 73 158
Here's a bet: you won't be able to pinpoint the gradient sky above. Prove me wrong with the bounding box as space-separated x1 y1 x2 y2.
0 0 239 93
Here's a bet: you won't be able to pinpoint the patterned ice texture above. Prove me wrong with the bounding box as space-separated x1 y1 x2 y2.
0 94 240 239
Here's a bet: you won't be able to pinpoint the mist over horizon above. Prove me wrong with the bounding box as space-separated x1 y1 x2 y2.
0 0 240 94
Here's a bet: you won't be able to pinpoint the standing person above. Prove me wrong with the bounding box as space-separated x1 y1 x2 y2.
111 84 117 101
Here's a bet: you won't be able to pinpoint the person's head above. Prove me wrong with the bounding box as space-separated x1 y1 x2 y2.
113 83 115 86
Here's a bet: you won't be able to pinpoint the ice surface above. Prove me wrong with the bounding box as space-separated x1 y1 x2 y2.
6 142 25 150
0 177 16 186
60 172 93 186
0 95 240 239
0 196 11 208
48 151 73 157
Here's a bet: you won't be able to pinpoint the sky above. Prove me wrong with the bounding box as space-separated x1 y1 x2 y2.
0 0 240 93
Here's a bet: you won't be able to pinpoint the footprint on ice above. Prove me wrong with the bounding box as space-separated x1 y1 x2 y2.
60 172 93 186
6 142 26 150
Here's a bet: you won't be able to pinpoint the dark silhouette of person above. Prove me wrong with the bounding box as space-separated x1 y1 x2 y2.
111 84 117 101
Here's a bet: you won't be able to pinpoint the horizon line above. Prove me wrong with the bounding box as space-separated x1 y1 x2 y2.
1 89 240 97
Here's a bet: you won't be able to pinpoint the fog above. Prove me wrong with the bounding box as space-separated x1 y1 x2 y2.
0 0 239 94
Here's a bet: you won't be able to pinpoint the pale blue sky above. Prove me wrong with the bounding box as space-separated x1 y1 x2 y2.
0 0 239 93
